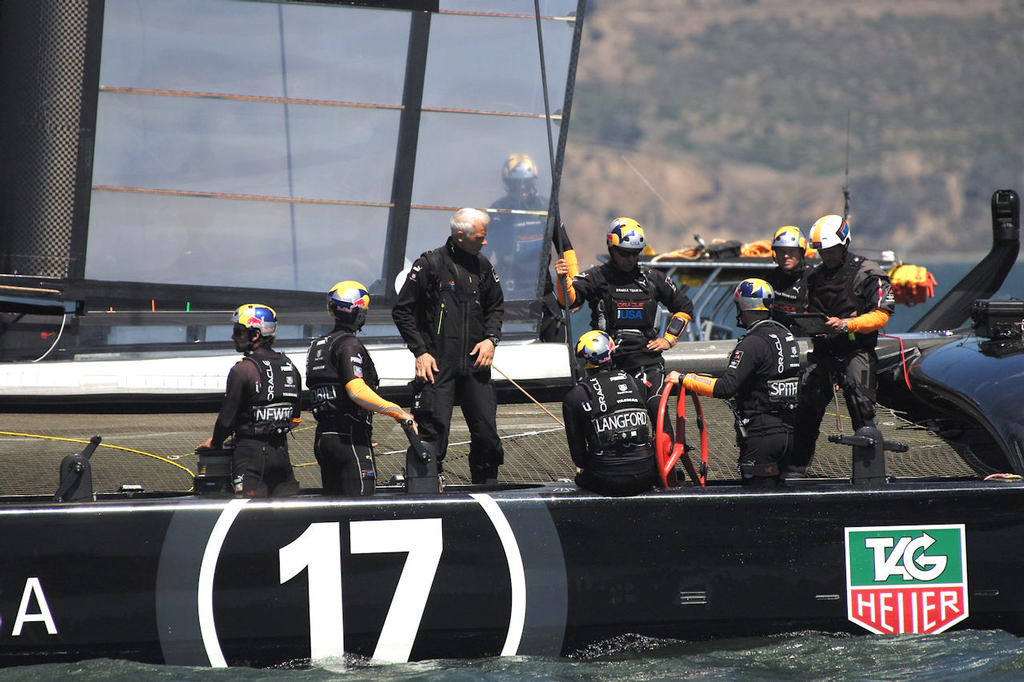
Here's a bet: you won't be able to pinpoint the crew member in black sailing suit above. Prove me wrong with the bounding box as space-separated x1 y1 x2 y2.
765 225 815 329
788 214 896 478
671 279 801 487
562 330 658 496
554 217 693 431
487 153 565 342
392 207 505 484
198 304 301 497
306 281 416 496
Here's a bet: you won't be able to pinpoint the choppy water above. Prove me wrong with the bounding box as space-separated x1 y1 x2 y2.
3 630 1024 681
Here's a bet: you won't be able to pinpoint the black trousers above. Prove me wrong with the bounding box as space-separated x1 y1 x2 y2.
314 427 376 496
575 459 658 497
232 437 300 498
413 366 504 483
789 346 878 474
738 430 792 484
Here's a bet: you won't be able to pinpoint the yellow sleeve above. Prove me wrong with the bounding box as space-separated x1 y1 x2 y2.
682 373 716 397
846 309 890 334
345 378 405 420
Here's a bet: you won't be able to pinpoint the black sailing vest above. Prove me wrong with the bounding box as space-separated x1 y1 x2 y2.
306 331 379 427
734 319 801 425
589 268 660 361
582 370 652 454
237 353 302 438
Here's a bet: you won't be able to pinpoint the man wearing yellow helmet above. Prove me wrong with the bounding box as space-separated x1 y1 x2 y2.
307 281 416 496
487 153 565 342
198 304 301 497
562 330 658 496
787 214 896 478
554 217 694 432
669 279 801 487
766 225 815 329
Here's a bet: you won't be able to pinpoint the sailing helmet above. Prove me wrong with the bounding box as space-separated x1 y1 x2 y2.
606 217 646 252
327 280 370 329
809 214 850 250
232 304 277 338
502 153 538 198
734 278 774 313
575 330 616 369
502 153 538 184
771 225 807 258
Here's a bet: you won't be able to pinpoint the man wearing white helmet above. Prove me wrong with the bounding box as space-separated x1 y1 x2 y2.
668 279 801 487
307 281 416 496
562 330 658 496
554 217 694 432
787 214 896 478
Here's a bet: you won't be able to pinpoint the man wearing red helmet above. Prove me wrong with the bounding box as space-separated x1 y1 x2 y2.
307 281 416 496
787 214 895 478
198 304 302 497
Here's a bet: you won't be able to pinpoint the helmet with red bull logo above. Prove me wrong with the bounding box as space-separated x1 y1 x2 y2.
606 217 646 252
232 304 277 338
327 280 370 330
575 330 616 369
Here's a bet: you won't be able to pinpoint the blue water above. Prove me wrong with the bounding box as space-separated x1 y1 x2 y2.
4 630 1024 681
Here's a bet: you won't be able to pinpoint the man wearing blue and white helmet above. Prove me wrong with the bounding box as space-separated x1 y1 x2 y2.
669 279 801 487
561 330 658 496
199 304 301 497
307 281 416 496
787 214 896 478
554 217 694 436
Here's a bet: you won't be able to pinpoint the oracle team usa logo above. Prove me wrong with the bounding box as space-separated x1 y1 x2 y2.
845 524 968 634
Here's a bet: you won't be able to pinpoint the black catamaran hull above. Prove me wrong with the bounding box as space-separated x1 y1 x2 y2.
2 482 1023 668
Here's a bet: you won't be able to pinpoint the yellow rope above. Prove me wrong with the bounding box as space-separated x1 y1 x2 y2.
0 431 195 477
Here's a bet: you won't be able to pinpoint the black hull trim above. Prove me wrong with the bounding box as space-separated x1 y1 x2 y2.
0 481 1022 667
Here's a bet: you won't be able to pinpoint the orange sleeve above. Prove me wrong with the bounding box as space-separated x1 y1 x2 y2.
846 309 890 334
682 373 716 397
345 378 405 420
663 312 692 346
555 273 577 307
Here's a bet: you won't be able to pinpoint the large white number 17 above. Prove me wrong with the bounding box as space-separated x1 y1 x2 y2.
279 518 443 664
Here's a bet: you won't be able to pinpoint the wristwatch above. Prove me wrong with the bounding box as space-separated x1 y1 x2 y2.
487 335 499 346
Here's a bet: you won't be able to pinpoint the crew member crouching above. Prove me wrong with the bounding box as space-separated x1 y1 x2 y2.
670 279 801 487
562 330 659 496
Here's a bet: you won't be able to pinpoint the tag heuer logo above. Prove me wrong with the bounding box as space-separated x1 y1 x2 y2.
845 524 968 634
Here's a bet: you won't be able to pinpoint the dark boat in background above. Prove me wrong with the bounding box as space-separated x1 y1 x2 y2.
3 0 1024 671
